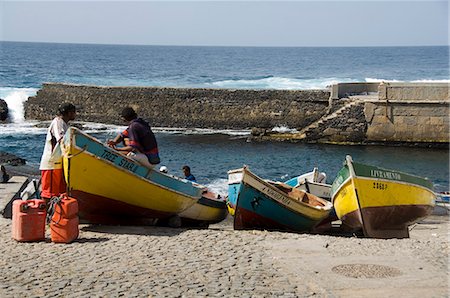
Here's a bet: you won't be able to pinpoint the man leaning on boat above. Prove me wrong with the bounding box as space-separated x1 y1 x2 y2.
107 107 160 168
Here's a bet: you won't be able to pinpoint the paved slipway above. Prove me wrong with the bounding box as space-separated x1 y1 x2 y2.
0 215 448 297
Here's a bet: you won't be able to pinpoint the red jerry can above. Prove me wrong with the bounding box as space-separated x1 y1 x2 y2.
12 199 47 242
49 194 79 244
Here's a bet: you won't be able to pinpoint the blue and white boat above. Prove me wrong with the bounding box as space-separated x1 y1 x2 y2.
233 167 333 232
284 167 332 201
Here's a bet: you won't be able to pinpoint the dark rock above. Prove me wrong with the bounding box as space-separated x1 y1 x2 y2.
0 98 8 121
251 127 268 136
0 151 27 166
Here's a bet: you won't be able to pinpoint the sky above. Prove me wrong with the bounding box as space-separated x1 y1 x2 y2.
0 1 448 47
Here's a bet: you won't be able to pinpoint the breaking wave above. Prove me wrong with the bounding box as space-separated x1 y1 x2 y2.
209 76 450 90
207 76 354 90
0 87 38 123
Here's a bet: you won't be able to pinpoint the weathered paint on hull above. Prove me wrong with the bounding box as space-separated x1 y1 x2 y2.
226 183 240 216
234 169 332 232
344 204 434 238
332 178 359 224
332 156 435 238
234 205 292 231
71 190 171 225
179 196 228 224
227 168 243 216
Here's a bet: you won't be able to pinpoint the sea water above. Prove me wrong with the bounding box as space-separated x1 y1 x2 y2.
0 42 448 194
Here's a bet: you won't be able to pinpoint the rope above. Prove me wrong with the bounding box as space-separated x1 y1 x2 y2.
46 195 63 225
66 145 88 159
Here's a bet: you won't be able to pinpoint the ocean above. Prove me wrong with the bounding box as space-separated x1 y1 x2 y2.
0 41 448 193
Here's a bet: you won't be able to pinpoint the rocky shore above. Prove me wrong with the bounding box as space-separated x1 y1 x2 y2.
0 151 39 179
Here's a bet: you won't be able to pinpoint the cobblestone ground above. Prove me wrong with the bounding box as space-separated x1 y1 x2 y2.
0 217 306 297
1 215 448 297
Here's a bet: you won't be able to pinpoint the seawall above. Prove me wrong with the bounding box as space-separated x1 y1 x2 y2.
23 82 449 146
24 83 330 129
262 82 449 147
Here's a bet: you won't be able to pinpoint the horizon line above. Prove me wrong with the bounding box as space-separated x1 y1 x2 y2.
1 40 448 49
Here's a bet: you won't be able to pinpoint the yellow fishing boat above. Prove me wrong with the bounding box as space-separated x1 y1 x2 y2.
61 127 204 224
331 155 436 238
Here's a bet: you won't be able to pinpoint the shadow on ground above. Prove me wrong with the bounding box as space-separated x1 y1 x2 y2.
81 224 188 237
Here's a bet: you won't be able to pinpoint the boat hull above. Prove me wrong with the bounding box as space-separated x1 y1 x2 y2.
234 168 332 232
179 192 228 225
226 168 244 216
62 128 203 224
332 156 435 238
70 190 170 225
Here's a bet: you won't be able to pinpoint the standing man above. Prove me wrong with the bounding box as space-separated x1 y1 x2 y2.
107 107 160 168
39 103 76 201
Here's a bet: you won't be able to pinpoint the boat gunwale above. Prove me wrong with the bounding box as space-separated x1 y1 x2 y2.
228 168 245 175
352 161 433 189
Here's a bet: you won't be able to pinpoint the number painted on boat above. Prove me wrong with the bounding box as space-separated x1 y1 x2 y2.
373 182 388 190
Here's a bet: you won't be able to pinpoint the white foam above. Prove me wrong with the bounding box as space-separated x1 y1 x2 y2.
411 79 450 83
204 178 228 197
365 78 450 84
32 122 251 136
0 87 38 123
207 77 355 90
152 127 250 136
364 78 401 83
0 121 47 135
80 122 127 134
271 125 298 134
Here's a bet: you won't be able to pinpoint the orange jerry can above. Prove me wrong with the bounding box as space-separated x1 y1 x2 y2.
49 195 79 244
12 199 47 242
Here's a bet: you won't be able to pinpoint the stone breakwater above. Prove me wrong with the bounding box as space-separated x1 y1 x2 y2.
24 83 330 129
23 82 449 146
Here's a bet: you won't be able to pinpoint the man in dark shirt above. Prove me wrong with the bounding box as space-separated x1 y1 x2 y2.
182 165 196 182
108 107 160 167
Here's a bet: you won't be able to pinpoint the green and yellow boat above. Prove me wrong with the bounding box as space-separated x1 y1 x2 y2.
331 155 436 239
